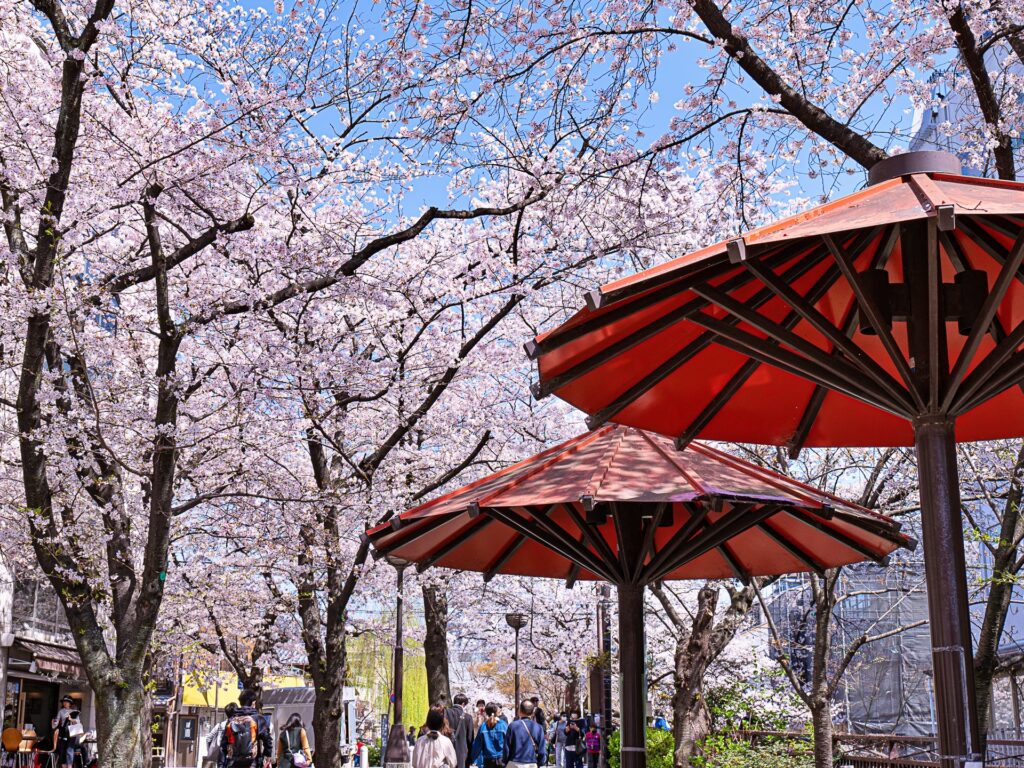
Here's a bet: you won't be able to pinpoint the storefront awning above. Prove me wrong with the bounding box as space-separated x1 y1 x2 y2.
15 639 84 678
181 673 306 708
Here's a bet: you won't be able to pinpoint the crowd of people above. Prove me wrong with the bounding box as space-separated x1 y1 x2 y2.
409 695 603 768
207 690 311 768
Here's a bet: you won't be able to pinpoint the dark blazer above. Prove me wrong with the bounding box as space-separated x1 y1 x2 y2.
445 707 474 768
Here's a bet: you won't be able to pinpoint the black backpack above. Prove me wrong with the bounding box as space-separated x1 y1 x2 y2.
226 714 259 766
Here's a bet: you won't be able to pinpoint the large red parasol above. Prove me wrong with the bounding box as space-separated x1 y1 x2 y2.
530 151 1018 767
367 424 911 768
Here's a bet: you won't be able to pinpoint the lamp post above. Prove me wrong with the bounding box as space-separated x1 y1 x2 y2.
506 612 528 708
385 557 411 768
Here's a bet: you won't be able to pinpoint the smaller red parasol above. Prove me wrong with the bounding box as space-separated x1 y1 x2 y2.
366 424 912 768
368 424 909 584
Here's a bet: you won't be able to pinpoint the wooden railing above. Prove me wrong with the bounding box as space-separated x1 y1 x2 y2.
727 730 1024 767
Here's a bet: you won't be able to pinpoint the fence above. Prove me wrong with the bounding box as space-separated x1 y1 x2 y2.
729 730 1024 767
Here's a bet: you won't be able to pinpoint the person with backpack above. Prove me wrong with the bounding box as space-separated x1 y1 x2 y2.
207 704 237 767
220 690 273 768
277 714 312 768
469 704 507 768
583 727 600 768
502 701 546 768
413 707 458 768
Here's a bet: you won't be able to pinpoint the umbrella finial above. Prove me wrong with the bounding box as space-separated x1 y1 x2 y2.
867 150 962 185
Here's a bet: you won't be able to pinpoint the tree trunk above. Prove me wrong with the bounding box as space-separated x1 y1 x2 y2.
810 702 833 768
93 678 148 768
672 695 707 768
313 673 346 768
422 583 451 705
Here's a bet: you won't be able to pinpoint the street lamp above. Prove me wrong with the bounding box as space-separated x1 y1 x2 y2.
385 557 411 768
505 612 528 708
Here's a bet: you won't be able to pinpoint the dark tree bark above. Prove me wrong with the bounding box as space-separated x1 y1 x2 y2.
650 583 757 768
423 583 452 705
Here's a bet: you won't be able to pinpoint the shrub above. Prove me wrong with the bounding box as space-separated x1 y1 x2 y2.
692 734 813 768
607 728 674 768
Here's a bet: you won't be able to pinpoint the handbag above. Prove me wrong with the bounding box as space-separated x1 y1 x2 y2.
288 730 308 768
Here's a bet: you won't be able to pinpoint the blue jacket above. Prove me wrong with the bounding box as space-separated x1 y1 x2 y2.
504 718 546 765
470 719 508 764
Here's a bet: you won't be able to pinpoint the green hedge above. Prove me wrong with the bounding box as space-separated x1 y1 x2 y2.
692 734 813 768
606 729 674 768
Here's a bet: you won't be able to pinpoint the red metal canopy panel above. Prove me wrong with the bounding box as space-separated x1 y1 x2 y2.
366 425 910 584
529 170 1024 449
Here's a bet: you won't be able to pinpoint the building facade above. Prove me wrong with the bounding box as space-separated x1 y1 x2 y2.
0 553 96 748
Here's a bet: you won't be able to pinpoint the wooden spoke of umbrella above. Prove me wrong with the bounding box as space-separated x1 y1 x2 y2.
690 283 913 415
783 507 889 565
641 501 711 580
643 502 779 584
959 217 1024 289
535 241 824 400
483 533 527 583
824 234 927 412
480 506 618 582
757 520 826 576
562 503 621 571
565 563 581 589
781 226 901 457
939 230 1024 378
516 505 624 582
827 509 907 546
957 347 1024 414
631 503 668 584
415 515 495 573
952 319 1024 413
521 503 623 580
589 240 792 309
738 230 910 408
582 229 879 430
527 248 750 361
717 543 751 585
370 510 464 552
942 229 1024 410
672 229 887 449
687 312 911 417
923 220 944 409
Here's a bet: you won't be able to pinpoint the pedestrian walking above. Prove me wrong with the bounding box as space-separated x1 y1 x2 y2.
529 698 545 729
469 704 508 768
551 715 567 768
413 707 458 768
220 690 273 768
452 694 475 768
56 708 85 768
584 727 601 768
277 714 312 768
562 714 583 768
502 701 546 768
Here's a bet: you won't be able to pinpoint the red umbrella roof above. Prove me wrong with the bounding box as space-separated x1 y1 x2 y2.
367 425 911 584
530 159 1024 449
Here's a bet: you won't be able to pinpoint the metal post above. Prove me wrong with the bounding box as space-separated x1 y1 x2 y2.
914 416 983 768
385 562 410 768
506 612 528 708
617 583 646 768
514 625 521 706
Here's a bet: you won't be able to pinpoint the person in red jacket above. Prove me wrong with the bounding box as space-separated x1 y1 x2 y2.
583 726 601 768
